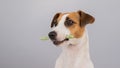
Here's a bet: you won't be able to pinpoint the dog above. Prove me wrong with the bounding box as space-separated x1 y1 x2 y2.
48 10 95 68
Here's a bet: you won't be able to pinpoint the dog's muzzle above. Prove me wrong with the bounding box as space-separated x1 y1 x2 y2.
48 31 69 45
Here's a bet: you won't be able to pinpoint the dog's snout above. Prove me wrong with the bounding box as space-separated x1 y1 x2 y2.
48 31 57 40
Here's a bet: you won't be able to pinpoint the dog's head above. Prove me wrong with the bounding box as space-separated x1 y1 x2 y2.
48 10 95 46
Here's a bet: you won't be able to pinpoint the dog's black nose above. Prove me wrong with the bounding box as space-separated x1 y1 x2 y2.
48 31 57 40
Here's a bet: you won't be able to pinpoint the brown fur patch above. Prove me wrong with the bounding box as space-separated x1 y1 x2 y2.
51 13 61 28
57 14 64 23
66 12 85 38
78 10 95 27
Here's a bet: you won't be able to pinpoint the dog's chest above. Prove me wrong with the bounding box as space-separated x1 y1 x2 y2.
60 48 82 67
57 44 93 68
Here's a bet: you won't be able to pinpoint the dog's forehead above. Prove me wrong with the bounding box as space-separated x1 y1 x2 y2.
58 12 80 23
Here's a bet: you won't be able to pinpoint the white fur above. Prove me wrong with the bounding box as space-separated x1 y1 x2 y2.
52 14 94 68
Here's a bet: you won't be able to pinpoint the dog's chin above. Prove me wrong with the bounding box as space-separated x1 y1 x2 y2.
52 38 69 45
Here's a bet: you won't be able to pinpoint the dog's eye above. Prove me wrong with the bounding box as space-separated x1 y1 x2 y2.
65 18 74 27
54 23 57 27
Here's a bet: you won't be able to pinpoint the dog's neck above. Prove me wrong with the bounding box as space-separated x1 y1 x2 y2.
60 29 93 68
62 29 90 55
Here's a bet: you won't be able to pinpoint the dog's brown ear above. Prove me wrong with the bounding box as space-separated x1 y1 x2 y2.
51 13 61 28
77 10 95 27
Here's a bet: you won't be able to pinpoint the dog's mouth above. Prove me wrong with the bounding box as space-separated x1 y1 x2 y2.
52 38 69 45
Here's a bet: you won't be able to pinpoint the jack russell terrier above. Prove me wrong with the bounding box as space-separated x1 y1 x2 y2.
48 10 95 68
